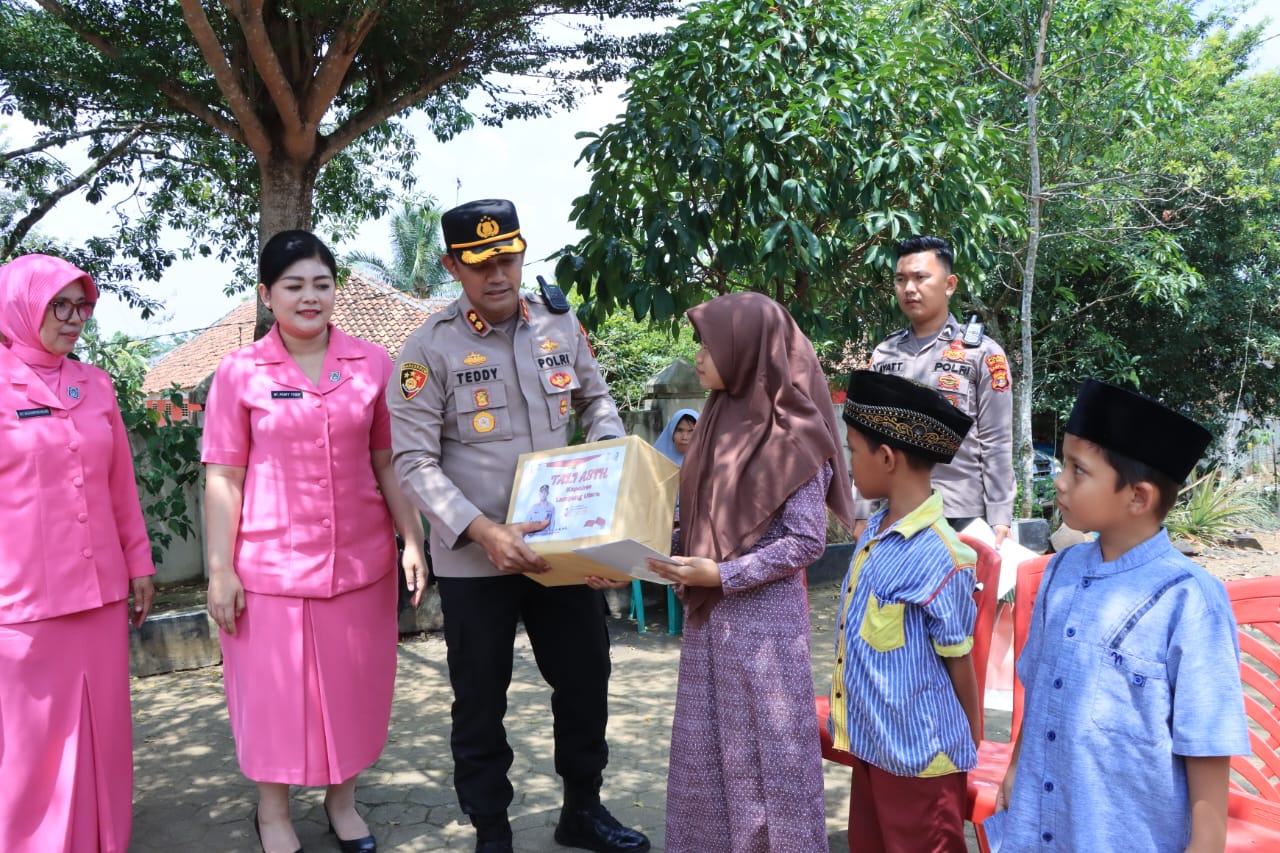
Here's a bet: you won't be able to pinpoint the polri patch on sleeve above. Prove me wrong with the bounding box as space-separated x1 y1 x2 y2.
400 362 429 400
986 354 1010 391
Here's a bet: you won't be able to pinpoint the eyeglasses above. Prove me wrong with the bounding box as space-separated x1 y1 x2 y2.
49 299 96 322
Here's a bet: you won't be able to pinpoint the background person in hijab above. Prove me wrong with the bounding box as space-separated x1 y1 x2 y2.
0 254 155 853
202 231 426 853
647 292 856 852
652 408 699 467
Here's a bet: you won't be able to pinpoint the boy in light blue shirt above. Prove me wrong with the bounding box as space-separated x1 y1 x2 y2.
989 379 1249 852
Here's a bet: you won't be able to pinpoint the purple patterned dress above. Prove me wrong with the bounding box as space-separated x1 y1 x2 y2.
664 465 831 852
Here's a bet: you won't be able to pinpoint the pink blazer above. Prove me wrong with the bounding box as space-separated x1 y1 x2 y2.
0 347 154 625
201 325 397 598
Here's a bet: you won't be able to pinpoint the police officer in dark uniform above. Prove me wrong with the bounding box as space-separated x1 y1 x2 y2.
388 200 649 853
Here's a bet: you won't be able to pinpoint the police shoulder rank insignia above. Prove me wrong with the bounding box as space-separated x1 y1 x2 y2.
472 411 496 433
400 362 429 400
986 354 1011 391
465 310 488 334
474 388 490 408
942 340 967 362
520 299 530 322
463 352 487 366
550 371 572 389
540 338 559 352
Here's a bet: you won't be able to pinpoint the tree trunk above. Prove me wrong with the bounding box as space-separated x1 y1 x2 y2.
1016 0 1054 519
254 154 318 339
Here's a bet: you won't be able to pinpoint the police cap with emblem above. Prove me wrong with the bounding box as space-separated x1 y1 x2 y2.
442 199 527 264
842 369 974 464
1066 378 1211 483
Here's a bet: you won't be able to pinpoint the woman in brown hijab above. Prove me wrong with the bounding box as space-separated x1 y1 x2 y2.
647 292 855 852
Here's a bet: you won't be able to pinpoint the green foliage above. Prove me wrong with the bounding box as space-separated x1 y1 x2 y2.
1166 470 1275 544
76 323 201 565
589 311 700 410
0 0 677 297
346 196 457 299
557 0 1020 340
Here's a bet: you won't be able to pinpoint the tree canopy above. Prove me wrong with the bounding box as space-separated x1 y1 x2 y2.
556 0 1020 339
0 0 675 333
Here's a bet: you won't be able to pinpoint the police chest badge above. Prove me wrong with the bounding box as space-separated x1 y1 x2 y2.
472 411 496 433
474 388 490 408
986 354 1011 391
67 386 81 399
559 398 570 416
463 352 487 366
549 372 572 389
942 340 967 362
400 363 428 400
937 374 961 392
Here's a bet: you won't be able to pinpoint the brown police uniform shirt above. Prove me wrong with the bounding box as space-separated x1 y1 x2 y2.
856 316 1015 527
388 291 624 578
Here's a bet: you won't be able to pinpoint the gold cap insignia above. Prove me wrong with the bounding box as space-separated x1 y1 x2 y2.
476 216 500 239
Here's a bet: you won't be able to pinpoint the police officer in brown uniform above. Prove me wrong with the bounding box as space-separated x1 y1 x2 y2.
857 235 1015 544
388 200 649 853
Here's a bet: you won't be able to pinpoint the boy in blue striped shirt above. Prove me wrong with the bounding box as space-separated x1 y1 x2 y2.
829 370 980 852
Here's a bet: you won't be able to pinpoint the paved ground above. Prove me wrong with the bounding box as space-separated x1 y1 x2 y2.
129 577 998 851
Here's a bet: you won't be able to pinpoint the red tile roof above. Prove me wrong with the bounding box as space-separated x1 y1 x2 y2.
142 272 448 394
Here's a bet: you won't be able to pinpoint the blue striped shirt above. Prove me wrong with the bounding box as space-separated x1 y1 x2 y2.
828 491 978 777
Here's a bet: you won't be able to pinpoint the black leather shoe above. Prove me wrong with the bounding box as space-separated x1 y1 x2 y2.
325 806 376 853
553 804 651 852
475 840 514 853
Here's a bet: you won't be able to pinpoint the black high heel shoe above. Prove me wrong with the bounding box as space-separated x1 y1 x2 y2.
325 805 376 853
251 807 303 853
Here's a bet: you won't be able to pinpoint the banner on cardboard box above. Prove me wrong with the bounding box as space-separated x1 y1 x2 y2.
510 444 628 542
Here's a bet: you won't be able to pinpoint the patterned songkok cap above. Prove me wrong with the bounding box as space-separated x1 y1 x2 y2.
842 370 973 464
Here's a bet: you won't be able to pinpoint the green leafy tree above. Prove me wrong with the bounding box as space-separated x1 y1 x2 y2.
933 0 1229 510
556 0 1020 340
1032 67 1280 441
0 0 676 334
347 196 456 298
590 312 699 410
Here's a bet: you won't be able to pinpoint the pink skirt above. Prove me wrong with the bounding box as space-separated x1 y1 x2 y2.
221 570 397 786
0 601 133 853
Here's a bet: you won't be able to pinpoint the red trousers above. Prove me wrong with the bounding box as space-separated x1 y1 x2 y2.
847 755 968 853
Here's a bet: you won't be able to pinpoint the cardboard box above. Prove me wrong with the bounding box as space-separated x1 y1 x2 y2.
505 435 680 586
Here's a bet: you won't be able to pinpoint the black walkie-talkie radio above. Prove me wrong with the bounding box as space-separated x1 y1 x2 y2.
537 275 571 314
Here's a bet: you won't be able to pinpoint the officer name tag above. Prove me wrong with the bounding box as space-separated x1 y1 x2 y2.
16 407 52 419
271 391 304 399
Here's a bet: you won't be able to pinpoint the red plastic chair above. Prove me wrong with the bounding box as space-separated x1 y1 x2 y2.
1223 575 1280 848
816 533 1001 846
965 554 1050 851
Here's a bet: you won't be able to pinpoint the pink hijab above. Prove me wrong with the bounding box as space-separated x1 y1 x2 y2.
679 292 855 624
0 254 98 368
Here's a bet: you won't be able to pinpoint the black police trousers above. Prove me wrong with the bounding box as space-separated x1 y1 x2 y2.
436 574 612 817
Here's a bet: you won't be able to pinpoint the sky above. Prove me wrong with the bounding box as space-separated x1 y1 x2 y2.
9 3 1280 344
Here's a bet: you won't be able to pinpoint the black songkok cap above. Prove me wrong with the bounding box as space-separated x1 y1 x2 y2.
842 370 974 464
1066 379 1212 483
441 199 527 264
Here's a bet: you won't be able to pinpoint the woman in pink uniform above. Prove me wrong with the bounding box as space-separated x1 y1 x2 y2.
203 231 426 853
0 254 156 853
